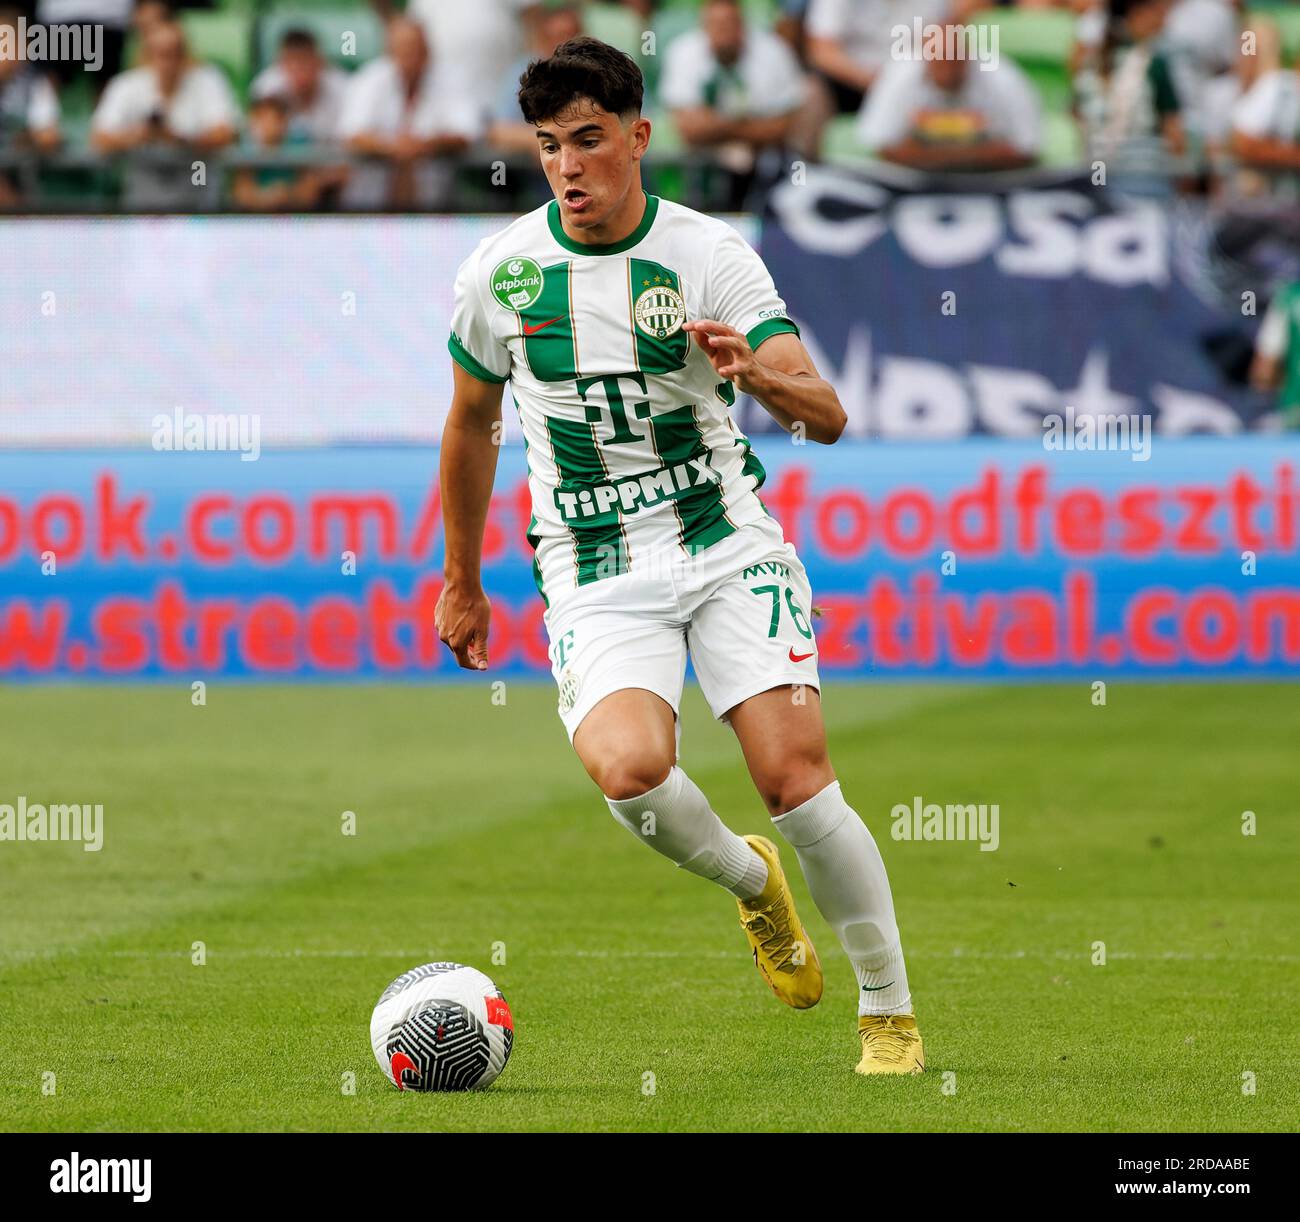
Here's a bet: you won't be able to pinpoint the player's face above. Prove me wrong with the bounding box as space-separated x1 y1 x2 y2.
534 102 650 232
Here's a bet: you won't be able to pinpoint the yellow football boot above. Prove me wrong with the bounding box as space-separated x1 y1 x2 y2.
737 835 822 1009
855 1013 924 1075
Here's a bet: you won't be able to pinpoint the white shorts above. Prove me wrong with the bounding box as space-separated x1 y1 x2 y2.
542 516 822 742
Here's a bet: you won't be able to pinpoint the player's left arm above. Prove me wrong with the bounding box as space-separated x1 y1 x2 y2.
699 226 847 444
685 321 847 444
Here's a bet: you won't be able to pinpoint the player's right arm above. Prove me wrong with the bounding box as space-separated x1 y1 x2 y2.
436 364 504 671
437 249 512 672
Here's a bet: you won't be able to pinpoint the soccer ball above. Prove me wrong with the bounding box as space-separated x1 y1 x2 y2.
370 962 513 1092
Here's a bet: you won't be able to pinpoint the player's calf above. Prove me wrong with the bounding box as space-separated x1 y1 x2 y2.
604 765 770 901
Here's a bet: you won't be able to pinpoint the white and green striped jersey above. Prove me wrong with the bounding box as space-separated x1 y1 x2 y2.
447 192 800 602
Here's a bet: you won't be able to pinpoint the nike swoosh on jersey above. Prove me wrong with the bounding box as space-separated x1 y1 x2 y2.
789 647 815 662
521 315 565 336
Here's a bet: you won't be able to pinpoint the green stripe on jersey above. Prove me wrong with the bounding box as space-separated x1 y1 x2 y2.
547 193 659 256
715 380 766 488
544 416 629 585
525 513 548 608
520 263 578 382
746 317 800 352
715 382 769 508
629 259 689 374
737 436 767 489
649 404 735 554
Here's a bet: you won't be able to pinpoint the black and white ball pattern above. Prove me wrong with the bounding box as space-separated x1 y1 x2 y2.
371 962 513 1092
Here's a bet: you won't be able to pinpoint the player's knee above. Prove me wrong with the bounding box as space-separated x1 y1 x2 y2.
758 759 835 816
595 753 674 802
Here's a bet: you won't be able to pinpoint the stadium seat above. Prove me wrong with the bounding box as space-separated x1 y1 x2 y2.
585 2 644 56
657 0 776 20
585 2 660 96
651 5 698 73
821 114 874 169
1041 108 1083 168
257 8 386 77
822 109 1081 171
970 7 1076 114
53 71 96 131
650 0 778 79
970 7 1076 62
179 11 255 101
646 109 685 157
1245 7 1300 64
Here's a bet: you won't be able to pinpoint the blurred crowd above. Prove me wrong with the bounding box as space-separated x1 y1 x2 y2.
0 0 1285 210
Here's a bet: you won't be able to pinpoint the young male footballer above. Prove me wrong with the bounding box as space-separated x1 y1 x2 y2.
435 37 923 1074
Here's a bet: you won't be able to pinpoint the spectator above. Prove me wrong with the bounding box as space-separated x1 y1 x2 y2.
1230 55 1300 204
661 0 811 186
488 3 583 156
1204 17 1277 194
122 1 171 68
1 5 61 208
36 0 132 94
250 28 348 145
1074 0 1185 186
805 0 950 118
91 18 237 209
232 93 335 213
406 0 540 118
1250 280 1300 429
1070 0 1107 77
774 0 811 60
132 1 170 34
857 23 1042 170
1162 0 1236 150
337 17 482 211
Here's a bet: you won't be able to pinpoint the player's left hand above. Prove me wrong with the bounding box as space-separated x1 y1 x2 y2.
685 319 761 394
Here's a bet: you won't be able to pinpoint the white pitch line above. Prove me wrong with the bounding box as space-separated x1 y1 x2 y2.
0 946 1285 965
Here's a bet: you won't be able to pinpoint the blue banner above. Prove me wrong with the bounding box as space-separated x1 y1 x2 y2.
2 439 1298 680
746 166 1270 439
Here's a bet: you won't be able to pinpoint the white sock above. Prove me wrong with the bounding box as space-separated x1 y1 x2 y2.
771 780 913 1016
606 766 769 900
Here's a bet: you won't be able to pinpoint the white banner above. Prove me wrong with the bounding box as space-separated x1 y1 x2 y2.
0 213 757 447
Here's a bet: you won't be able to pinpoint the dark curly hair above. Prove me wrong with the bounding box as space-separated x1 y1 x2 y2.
517 36 644 126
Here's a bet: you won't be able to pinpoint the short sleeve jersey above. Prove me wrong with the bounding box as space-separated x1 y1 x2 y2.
448 193 800 600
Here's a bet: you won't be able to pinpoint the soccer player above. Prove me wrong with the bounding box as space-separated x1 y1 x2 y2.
436 37 922 1074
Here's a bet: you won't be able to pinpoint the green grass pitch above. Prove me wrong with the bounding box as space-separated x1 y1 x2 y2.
0 681 1295 1132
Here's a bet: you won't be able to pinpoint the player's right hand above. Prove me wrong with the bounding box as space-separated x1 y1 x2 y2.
435 581 491 671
